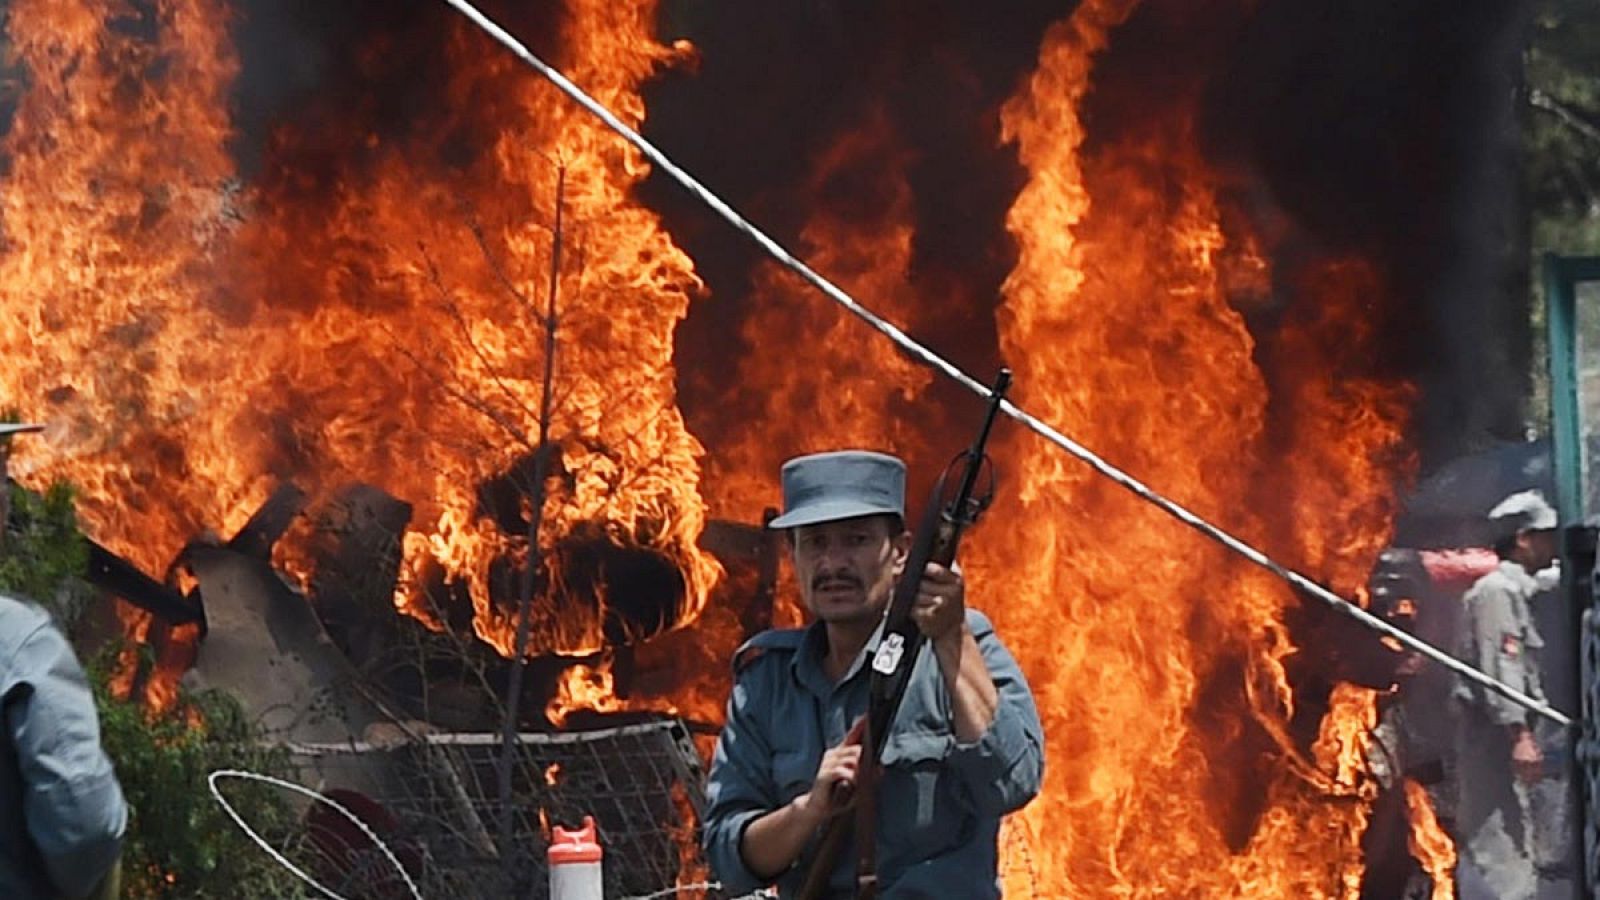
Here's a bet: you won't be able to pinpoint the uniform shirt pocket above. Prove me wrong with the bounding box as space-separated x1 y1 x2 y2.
879 731 961 842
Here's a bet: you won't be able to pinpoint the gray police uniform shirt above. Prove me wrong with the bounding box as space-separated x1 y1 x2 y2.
0 594 127 899
1453 560 1546 725
702 609 1044 899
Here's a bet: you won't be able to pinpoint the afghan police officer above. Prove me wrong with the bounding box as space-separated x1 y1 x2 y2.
1452 489 1558 900
701 450 1044 898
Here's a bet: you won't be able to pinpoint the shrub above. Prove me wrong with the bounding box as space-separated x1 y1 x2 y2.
90 657 305 899
0 480 91 624
0 474 305 897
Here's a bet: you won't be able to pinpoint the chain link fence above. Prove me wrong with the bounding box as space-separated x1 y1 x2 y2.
249 717 724 898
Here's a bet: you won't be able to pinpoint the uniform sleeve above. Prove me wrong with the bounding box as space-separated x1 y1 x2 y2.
701 673 778 894
6 622 127 899
945 611 1044 817
1459 580 1530 727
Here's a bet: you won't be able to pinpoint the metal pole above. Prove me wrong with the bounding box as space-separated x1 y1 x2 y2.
497 165 566 872
1543 253 1600 900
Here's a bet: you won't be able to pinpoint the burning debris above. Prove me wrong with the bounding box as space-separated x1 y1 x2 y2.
0 0 1545 895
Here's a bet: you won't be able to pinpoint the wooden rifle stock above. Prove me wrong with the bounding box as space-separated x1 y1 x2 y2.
793 716 861 900
793 369 1011 900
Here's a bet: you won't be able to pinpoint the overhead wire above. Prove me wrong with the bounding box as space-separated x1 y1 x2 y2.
434 0 1570 729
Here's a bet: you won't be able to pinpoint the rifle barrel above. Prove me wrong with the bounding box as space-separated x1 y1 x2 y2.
949 368 1012 522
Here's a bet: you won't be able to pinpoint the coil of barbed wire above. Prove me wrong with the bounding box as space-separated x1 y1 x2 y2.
208 769 424 900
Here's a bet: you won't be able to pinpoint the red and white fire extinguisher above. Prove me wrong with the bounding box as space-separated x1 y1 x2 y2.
548 815 603 900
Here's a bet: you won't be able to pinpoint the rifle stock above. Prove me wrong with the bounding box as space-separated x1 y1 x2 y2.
794 813 853 899
792 369 1011 900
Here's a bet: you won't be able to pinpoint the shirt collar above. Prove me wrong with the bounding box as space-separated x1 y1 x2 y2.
1495 558 1540 594
791 615 888 696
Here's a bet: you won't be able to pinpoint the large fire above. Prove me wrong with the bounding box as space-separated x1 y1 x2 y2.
980 2 1412 893
1 0 718 668
0 0 1443 895
703 105 950 523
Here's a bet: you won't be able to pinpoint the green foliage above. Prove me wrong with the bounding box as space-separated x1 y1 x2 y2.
1528 0 1600 255
0 474 304 897
0 480 90 621
89 658 305 899
1525 0 1600 427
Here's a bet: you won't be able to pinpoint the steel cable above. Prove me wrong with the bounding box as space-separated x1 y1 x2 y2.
436 0 1571 731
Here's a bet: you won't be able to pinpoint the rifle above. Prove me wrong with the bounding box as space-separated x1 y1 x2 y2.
795 368 1012 900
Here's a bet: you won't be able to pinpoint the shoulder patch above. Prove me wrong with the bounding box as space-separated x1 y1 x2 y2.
733 628 805 674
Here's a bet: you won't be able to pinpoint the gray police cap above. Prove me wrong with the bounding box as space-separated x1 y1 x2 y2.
767 450 906 530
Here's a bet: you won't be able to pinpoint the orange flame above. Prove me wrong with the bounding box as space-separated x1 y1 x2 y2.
620 104 958 734
0 0 719 695
0 0 1425 889
0 0 243 711
545 660 626 728
975 0 1411 894
669 780 711 898
0 0 248 575
705 106 945 521
229 0 719 658
1404 779 1457 899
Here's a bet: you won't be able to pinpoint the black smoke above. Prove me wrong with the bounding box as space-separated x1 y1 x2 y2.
1201 0 1535 466
643 0 1534 472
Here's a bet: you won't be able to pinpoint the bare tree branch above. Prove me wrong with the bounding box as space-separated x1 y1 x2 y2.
376 319 539 456
1531 87 1600 145
498 163 567 864
418 241 546 429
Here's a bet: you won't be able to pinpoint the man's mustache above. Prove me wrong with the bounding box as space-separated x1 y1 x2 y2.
812 573 863 591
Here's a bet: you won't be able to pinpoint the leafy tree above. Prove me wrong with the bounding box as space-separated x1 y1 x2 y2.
0 480 92 623
1528 0 1600 254
1524 1 1600 425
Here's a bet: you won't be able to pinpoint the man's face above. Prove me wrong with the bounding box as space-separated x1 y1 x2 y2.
1519 528 1559 572
790 516 910 626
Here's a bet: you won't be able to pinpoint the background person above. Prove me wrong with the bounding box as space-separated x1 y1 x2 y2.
1452 489 1559 900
